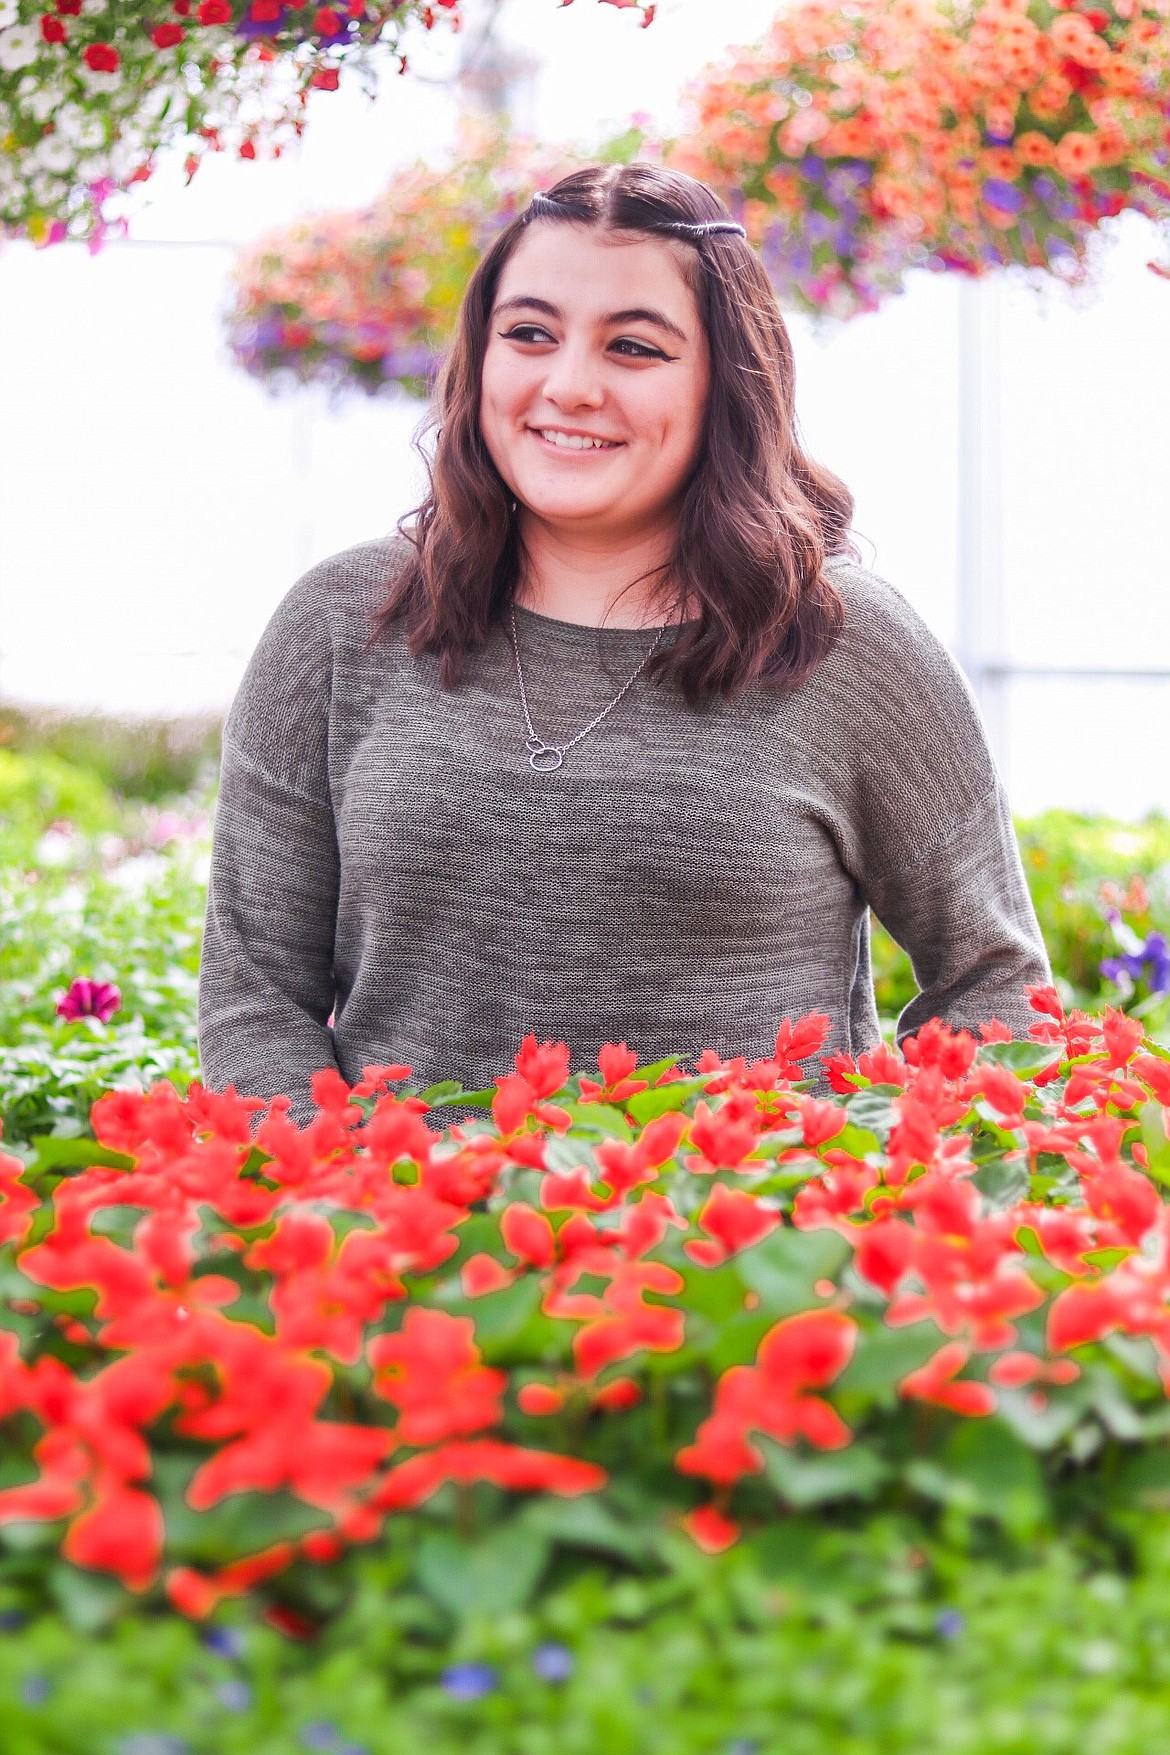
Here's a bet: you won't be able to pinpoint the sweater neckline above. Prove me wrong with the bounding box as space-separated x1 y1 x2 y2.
509 600 700 652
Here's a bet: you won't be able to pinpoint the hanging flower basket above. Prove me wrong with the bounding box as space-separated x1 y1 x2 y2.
221 113 635 401
660 0 1170 320
0 0 656 253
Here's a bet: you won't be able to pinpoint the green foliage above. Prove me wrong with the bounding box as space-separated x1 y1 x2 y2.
0 703 223 807
871 807 1170 1025
6 1513 1170 1752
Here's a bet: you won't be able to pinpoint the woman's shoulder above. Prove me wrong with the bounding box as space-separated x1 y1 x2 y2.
279 531 413 641
817 551 973 707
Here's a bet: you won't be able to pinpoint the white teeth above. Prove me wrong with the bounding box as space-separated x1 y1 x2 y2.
535 429 618 450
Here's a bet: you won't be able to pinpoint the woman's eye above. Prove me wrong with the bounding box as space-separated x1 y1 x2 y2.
499 326 664 360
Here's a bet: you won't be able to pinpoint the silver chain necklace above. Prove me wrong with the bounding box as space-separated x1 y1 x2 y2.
508 601 671 772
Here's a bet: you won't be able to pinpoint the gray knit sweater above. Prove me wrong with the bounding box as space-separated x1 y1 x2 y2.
197 534 1053 1128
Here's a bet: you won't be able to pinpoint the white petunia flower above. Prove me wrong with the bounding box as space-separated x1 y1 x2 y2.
0 24 40 71
0 0 19 28
34 135 77 173
22 85 59 123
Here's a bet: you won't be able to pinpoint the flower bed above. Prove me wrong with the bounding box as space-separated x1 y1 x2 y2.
3 997 1170 1748
660 0 1170 318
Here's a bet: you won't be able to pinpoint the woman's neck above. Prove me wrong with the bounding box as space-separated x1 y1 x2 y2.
512 516 692 629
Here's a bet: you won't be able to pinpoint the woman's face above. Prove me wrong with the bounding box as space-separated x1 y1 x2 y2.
479 222 710 545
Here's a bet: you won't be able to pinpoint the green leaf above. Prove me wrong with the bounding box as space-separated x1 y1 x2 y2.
152 1456 332 1565
736 1227 850 1316
977 1041 1066 1079
419 1080 479 1105
1113 1442 1170 1509
761 1437 889 1508
1139 1101 1170 1184
836 1321 945 1399
519 1492 654 1563
971 1154 1031 1210
28 1134 135 1172
994 1382 1091 1450
444 1275 545 1350
625 1076 716 1126
706 1310 775 1373
414 1521 550 1620
844 1090 896 1143
555 1101 635 1140
47 1561 131 1633
543 1135 599 1177
926 1418 1045 1530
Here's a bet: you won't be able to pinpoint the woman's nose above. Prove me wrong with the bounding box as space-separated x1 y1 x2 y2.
539 343 606 407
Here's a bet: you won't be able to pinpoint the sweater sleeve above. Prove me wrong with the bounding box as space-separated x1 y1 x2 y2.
820 562 1054 1051
197 565 342 1130
864 777 1055 1050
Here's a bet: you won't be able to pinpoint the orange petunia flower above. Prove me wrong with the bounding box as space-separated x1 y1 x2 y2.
1016 129 1056 166
1054 130 1100 176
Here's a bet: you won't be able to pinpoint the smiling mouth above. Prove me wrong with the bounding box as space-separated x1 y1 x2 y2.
529 429 625 454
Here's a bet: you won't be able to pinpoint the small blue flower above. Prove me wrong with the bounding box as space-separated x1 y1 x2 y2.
115 1739 191 1755
201 1625 246 1660
440 1661 500 1702
299 1726 341 1752
727 1741 762 1755
936 1609 965 1639
20 1675 52 1706
215 1679 253 1713
531 1641 574 1683
0 1608 26 1631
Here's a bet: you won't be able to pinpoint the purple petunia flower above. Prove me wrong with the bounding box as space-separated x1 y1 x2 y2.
531 1641 574 1683
235 3 290 37
56 978 121 1023
440 1661 500 1701
982 178 1026 215
936 1609 965 1639
1101 932 1170 995
202 1625 246 1660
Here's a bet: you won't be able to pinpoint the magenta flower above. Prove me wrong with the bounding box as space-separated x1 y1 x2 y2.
56 979 122 1023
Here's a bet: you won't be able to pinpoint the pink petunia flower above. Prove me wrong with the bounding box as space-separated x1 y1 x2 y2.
56 979 122 1023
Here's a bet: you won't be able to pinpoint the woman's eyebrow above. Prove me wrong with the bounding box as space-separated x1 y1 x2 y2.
493 294 688 345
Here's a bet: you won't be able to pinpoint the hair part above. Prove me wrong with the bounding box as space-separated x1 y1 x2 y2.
363 159 860 709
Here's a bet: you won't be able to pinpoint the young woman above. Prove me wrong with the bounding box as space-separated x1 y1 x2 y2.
197 161 1053 1130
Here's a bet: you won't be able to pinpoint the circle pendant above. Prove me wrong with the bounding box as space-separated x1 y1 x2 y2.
528 743 563 771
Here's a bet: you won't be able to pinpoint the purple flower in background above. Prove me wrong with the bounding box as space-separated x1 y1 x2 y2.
235 2 290 38
0 1609 26 1631
381 343 443 377
440 1661 500 1701
936 1609 965 1639
982 179 1026 215
215 1680 253 1712
804 209 836 242
56 978 121 1023
202 1625 246 1660
531 1642 574 1683
1101 932 1170 995
299 1725 341 1752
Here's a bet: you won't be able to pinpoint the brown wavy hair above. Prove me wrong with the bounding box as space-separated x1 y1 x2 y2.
364 159 861 708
